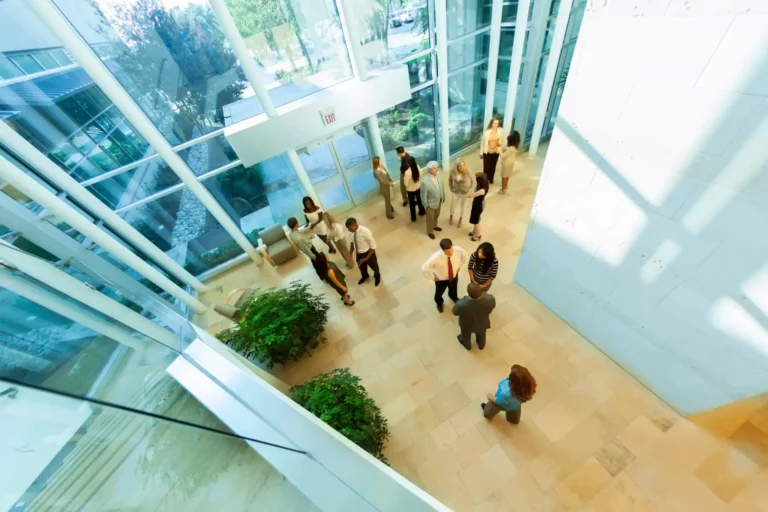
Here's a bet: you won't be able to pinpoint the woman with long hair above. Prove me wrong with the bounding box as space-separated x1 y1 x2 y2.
313 252 355 306
403 155 426 221
499 130 521 194
468 242 498 291
448 158 475 228
480 117 504 185
372 156 395 219
481 365 537 424
302 196 336 253
323 212 354 269
467 172 489 242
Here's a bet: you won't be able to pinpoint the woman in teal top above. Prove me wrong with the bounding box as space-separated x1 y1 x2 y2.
481 364 537 424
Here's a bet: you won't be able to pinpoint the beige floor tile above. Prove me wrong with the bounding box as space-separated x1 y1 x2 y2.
664 475 727 512
556 457 615 508
499 468 546 512
431 419 460 449
594 439 636 477
458 445 518 504
587 472 658 512
533 402 577 443
618 415 664 458
429 382 472 422
695 445 760 503
529 453 565 492
381 390 417 424
450 426 491 466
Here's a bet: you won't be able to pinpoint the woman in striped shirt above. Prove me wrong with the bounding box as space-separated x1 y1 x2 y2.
468 242 498 291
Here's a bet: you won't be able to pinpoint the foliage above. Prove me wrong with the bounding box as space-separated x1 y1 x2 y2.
216 282 329 367
290 368 390 462
183 227 262 275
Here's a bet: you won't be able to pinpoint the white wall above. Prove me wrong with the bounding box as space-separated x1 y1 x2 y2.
515 1 768 415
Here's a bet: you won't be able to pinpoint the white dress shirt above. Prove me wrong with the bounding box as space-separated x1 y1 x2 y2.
351 225 377 254
422 246 469 281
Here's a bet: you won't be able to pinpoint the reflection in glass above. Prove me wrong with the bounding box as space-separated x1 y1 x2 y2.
334 127 371 170
201 154 305 239
377 87 437 179
353 0 430 68
86 160 181 210
448 66 486 153
405 53 433 89
448 33 490 72
447 0 491 40
319 183 350 211
119 188 244 276
299 144 339 185
177 135 238 177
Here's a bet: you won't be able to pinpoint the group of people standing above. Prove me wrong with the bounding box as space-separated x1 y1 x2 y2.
283 118 534 425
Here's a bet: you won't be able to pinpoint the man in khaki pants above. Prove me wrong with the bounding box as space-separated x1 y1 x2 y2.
420 161 445 239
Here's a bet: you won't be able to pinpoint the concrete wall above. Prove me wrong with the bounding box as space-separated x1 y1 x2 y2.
515 1 768 415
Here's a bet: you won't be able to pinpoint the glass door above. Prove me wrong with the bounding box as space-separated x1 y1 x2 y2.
297 123 379 214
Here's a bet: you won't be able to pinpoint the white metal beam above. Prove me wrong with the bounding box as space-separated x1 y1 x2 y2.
0 122 210 293
435 0 450 168
502 0 531 135
0 153 207 314
483 0 505 127
529 0 574 157
28 0 261 267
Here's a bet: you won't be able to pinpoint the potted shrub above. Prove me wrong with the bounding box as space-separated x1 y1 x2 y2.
216 281 329 368
290 368 390 463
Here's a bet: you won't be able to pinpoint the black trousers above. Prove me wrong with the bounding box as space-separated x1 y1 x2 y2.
483 153 500 184
407 190 426 221
356 250 380 280
434 277 459 306
459 327 487 350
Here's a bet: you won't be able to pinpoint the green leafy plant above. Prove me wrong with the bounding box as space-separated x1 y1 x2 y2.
216 281 330 367
290 368 390 463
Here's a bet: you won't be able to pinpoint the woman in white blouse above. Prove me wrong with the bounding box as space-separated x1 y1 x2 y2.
448 158 475 228
303 196 335 253
499 130 521 194
480 117 504 186
403 160 426 221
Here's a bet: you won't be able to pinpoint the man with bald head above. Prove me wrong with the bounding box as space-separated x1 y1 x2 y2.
452 282 496 350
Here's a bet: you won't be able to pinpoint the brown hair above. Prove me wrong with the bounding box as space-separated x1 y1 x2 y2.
372 156 381 170
475 172 489 194
487 117 500 129
508 365 536 402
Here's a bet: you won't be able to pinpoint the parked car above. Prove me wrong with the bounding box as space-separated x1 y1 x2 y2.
390 13 402 28
401 9 414 23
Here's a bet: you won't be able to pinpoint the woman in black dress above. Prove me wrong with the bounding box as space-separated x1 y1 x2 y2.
313 252 355 306
468 172 489 242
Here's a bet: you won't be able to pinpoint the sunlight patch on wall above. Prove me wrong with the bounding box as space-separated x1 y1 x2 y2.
711 296 768 358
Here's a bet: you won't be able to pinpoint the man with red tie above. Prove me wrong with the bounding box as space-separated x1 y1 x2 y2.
421 238 469 313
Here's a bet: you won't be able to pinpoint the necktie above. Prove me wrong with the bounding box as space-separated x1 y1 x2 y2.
447 256 454 281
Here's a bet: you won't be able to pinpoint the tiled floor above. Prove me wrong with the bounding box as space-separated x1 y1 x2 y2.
199 146 768 512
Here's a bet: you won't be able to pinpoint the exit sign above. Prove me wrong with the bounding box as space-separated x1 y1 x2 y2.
321 109 336 125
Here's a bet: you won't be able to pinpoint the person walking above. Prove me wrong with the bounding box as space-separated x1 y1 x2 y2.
302 196 336 253
398 146 423 210
452 282 496 350
372 156 395 219
420 161 445 240
313 252 355 306
287 217 316 260
448 158 475 228
468 172 489 242
481 365 537 424
345 217 381 286
422 238 468 313
468 242 498 292
324 212 354 269
499 130 521 194
480 117 504 185
402 150 426 221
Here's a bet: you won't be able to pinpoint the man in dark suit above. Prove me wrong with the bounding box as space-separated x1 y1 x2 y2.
452 283 496 350
397 146 418 207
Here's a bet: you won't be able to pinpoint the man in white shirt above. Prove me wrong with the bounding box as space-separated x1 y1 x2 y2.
420 161 445 240
421 238 468 312
346 217 381 286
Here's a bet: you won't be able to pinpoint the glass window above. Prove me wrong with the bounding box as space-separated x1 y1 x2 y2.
447 0 491 40
353 0 430 68
177 135 238 177
501 1 519 23
119 187 244 276
53 0 257 145
86 161 181 210
448 33 490 72
377 87 437 179
201 154 305 241
33 52 60 70
9 54 44 74
0 55 23 79
405 53 433 89
500 29 515 55
300 144 339 185
448 65 486 154
49 49 72 66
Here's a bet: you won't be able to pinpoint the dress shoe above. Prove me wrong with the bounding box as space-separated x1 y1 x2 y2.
457 335 470 350
434 227 442 231
358 277 369 285
374 276 381 287
428 234 435 239
402 201 408 206
436 302 444 313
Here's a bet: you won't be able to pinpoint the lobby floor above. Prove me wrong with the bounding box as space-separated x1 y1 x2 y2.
199 146 768 512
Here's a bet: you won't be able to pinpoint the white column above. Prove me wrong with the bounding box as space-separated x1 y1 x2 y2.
513 0 552 141
0 122 210 293
208 0 319 207
0 153 207 314
28 0 261 267
0 244 178 350
529 0 574 157
435 0 451 169
483 0 505 127
367 114 387 161
502 0 531 135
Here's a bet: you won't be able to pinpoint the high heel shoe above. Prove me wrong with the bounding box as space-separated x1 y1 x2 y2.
471 236 482 242
457 218 463 228
449 215 454 225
